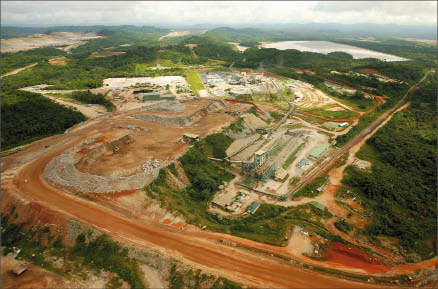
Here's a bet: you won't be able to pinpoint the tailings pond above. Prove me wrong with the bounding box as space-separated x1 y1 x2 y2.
261 41 408 61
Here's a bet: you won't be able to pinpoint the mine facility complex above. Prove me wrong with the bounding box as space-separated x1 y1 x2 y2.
201 71 277 98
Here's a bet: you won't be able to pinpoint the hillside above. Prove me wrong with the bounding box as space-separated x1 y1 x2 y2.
342 72 437 261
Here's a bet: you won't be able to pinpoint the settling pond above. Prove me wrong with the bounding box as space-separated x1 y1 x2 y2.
261 41 408 62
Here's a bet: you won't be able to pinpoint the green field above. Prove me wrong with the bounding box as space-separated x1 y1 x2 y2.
301 107 359 119
185 70 204 96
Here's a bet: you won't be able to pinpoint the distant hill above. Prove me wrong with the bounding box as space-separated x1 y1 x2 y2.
187 23 438 41
1 25 170 39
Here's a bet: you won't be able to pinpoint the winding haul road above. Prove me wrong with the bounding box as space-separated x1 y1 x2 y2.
3 121 384 289
2 70 433 288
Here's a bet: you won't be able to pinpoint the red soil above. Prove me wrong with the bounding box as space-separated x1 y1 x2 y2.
359 68 384 76
325 242 391 274
171 222 183 228
94 135 108 143
373 95 386 105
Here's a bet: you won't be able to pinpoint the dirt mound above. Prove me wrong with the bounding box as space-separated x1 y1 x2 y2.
142 100 185 113
1 32 103 53
359 68 384 76
110 134 134 153
242 113 267 130
76 134 135 172
224 113 267 140
134 100 226 127
49 57 68 65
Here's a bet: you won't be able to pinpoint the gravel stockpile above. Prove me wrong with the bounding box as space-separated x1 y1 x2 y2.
141 100 185 113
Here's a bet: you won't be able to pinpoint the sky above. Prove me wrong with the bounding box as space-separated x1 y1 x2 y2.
1 1 437 27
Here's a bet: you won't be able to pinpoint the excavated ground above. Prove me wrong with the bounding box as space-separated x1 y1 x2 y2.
39 99 235 193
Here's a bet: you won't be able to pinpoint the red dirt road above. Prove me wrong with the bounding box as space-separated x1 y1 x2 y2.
4 132 387 289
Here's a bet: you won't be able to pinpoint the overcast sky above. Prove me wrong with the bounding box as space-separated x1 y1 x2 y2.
1 1 437 27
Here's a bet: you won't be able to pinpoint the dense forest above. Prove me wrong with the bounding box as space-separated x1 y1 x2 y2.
179 146 234 201
342 73 437 260
71 91 115 112
1 88 86 149
1 25 169 38
1 47 66 74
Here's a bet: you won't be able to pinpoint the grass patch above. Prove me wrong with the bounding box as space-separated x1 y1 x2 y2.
225 117 245 134
293 176 328 199
334 219 353 233
282 142 306 170
330 94 376 112
167 163 179 177
302 107 359 119
199 133 232 159
284 123 305 130
185 70 204 96
295 113 327 125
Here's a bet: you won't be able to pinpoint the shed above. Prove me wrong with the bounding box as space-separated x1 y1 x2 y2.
339 122 349 128
183 134 200 143
246 202 260 214
142 92 161 102
134 89 153 94
310 201 325 211
310 144 330 159
297 158 309 168
11 263 27 276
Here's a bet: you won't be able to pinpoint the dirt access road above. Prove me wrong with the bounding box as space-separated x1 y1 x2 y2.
1 63 38 78
3 128 386 289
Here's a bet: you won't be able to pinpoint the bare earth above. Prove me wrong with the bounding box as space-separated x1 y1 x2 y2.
1 32 104 53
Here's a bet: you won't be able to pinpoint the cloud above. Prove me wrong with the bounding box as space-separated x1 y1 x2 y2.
312 1 437 25
1 1 436 26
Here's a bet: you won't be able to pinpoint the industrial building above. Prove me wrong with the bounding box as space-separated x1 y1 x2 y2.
246 202 260 214
309 143 330 159
310 201 326 211
142 92 175 102
297 158 310 168
182 133 200 143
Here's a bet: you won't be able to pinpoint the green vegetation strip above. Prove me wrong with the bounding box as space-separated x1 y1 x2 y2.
282 142 306 169
71 90 115 112
185 70 204 96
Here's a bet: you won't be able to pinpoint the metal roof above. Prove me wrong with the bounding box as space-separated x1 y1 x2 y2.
310 143 330 158
310 201 325 211
184 133 200 139
247 201 261 213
